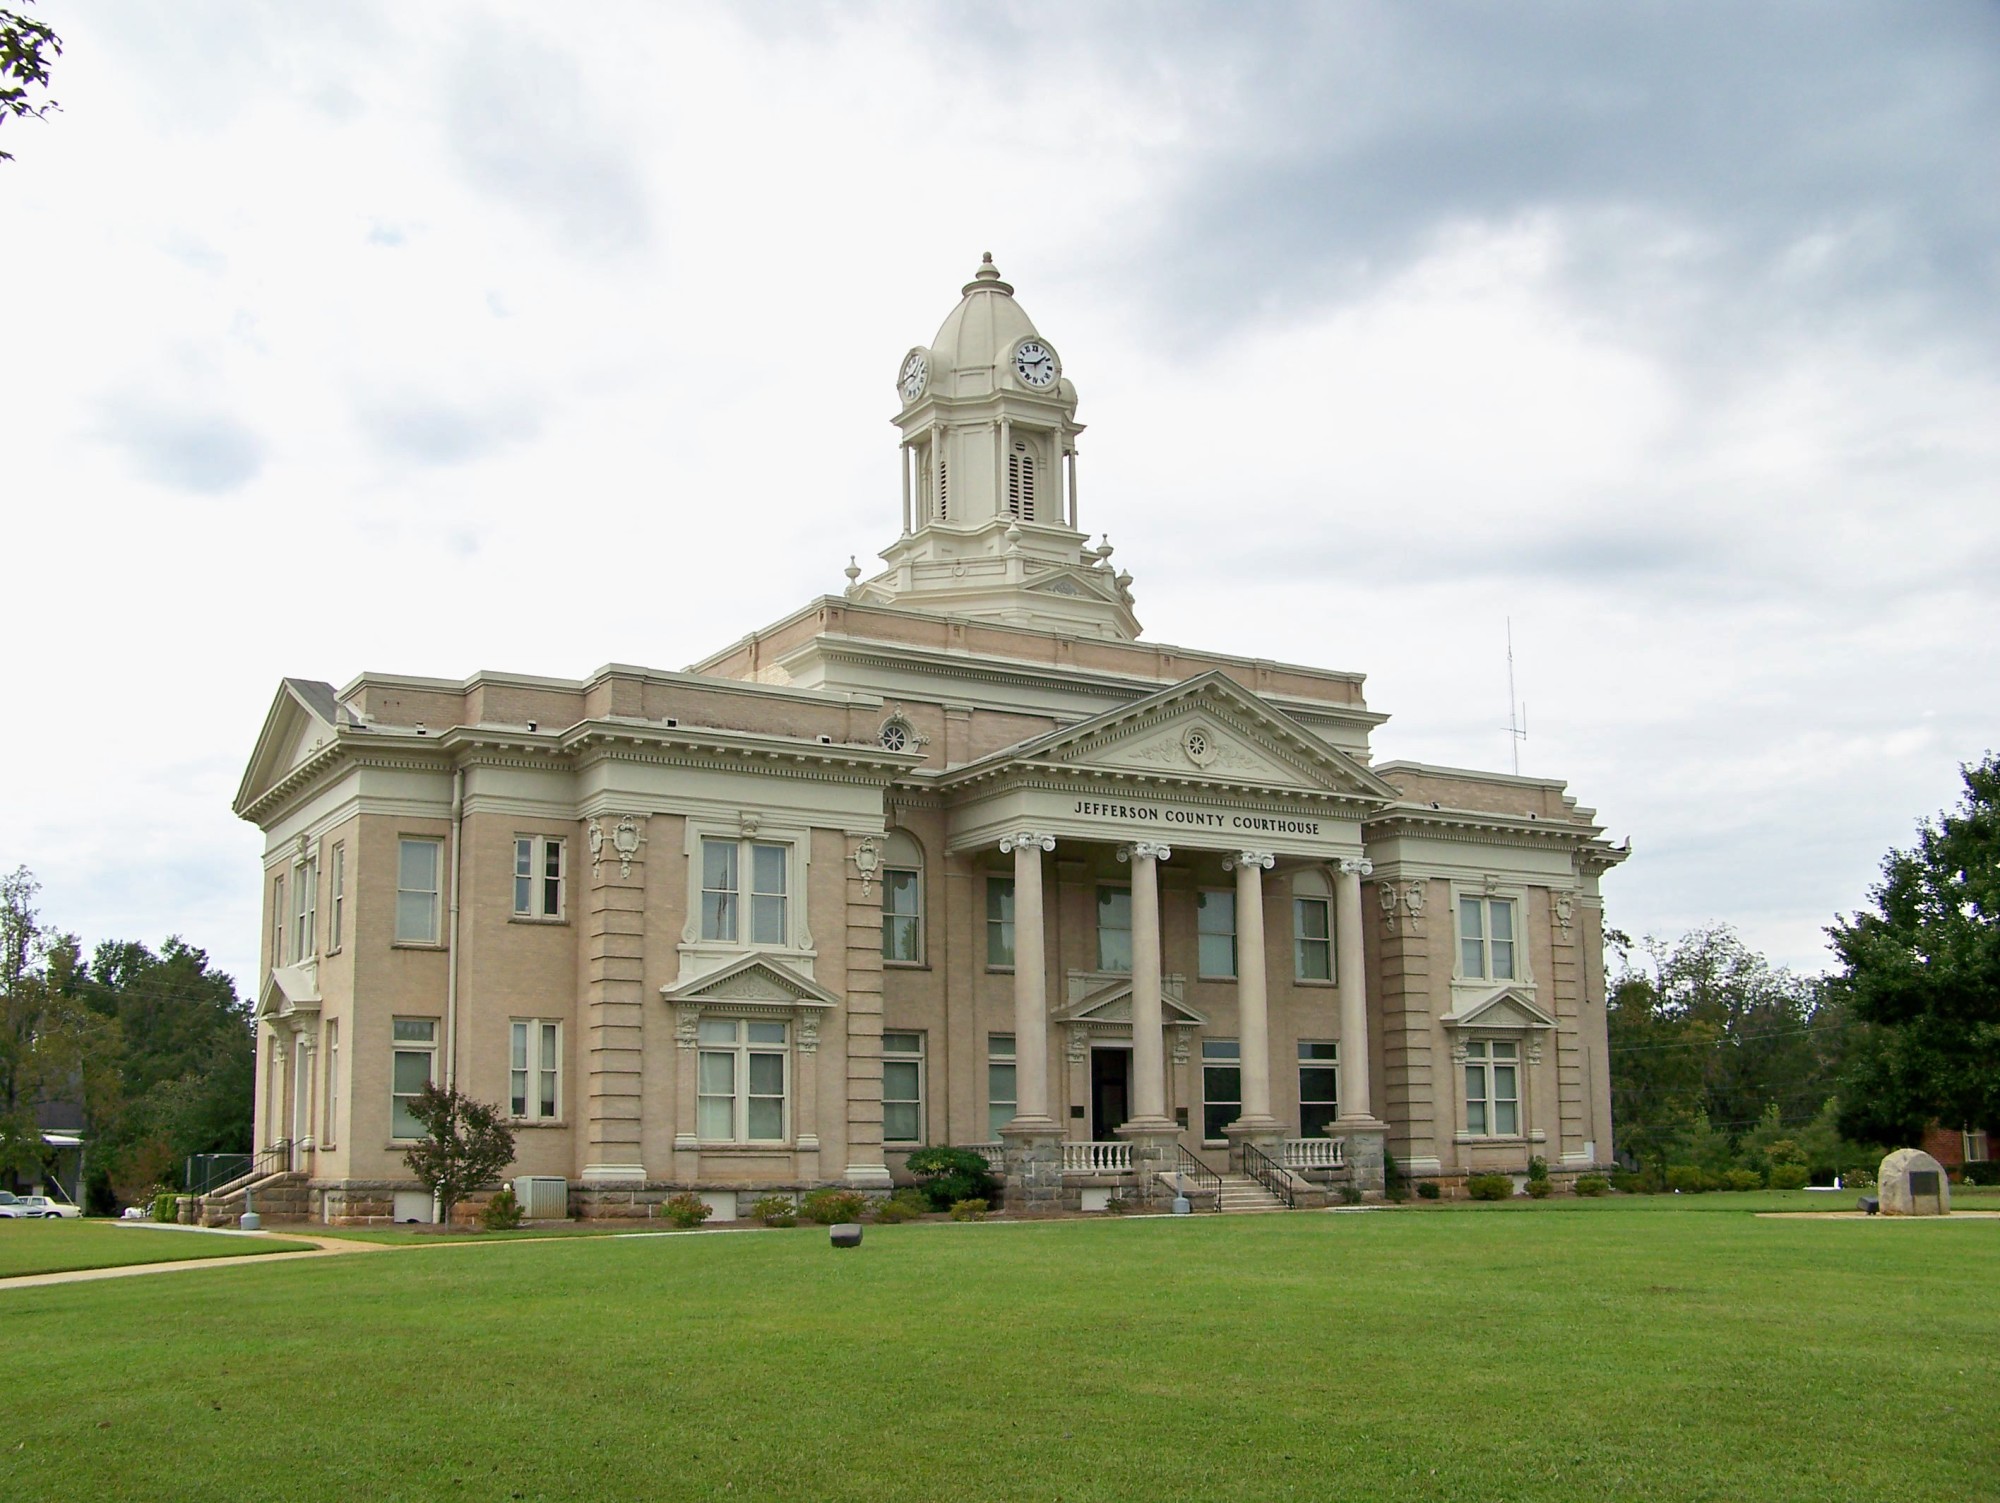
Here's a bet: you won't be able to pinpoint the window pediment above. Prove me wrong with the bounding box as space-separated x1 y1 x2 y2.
661 953 839 1010
258 963 322 1021
1440 987 1555 1033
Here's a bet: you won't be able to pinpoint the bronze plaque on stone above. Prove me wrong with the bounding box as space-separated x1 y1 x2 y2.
1909 1170 1941 1197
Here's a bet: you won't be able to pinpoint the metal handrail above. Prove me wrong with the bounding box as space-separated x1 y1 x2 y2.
1175 1145 1223 1210
1240 1141 1297 1209
186 1152 254 1195
198 1140 294 1201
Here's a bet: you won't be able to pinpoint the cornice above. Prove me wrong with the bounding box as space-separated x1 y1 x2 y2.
939 761 1382 816
1363 801 1615 854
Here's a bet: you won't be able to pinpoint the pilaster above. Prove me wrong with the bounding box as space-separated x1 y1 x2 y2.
582 815 648 1184
842 831 893 1189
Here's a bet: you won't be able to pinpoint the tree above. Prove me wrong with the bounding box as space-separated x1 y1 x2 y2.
1829 753 2000 1145
1 2 60 162
400 1083 516 1225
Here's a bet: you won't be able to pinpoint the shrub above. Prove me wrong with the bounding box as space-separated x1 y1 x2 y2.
1769 1164 1810 1190
1842 1166 1875 1189
1525 1177 1552 1198
800 1188 869 1225
1574 1175 1610 1197
1527 1155 1549 1183
1665 1165 1706 1194
949 1198 988 1221
480 1187 524 1230
751 1194 797 1227
1338 1184 1364 1205
1103 1195 1131 1214
1963 1160 2000 1187
151 1191 179 1224
1465 1174 1513 1201
872 1198 919 1224
662 1191 712 1229
1416 1181 1441 1200
903 1146 1000 1210
1724 1168 1765 1192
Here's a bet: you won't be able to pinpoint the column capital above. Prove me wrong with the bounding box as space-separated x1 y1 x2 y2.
1339 856 1375 877
1223 850 1275 871
999 832 1056 854
1117 840 1172 863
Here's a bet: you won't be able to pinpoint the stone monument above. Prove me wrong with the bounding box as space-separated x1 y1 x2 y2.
1876 1147 1951 1216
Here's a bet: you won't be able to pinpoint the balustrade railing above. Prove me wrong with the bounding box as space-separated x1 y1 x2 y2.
1280 1137 1347 1170
968 1143 1006 1170
1239 1141 1298 1209
1062 1141 1133 1174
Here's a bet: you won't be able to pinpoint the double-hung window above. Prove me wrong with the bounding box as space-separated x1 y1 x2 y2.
1293 872 1332 981
391 1018 438 1139
987 1033 1016 1138
271 874 286 966
1202 1039 1241 1141
397 838 443 945
881 831 924 964
986 878 1015 968
293 859 316 962
697 1019 787 1141
513 836 565 920
1298 1042 1339 1138
882 1031 924 1144
1197 889 1236 978
1097 887 1132 973
701 839 788 945
323 1020 340 1145
1463 1040 1520 1136
328 843 345 951
510 1019 561 1121
1459 895 1517 981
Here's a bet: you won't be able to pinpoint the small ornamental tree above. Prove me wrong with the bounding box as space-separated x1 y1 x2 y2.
903 1146 1000 1210
400 1083 515 1226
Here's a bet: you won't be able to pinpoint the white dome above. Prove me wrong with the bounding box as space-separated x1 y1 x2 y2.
927 254 1046 391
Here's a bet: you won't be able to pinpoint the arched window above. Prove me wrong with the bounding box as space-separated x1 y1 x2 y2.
1292 869 1333 981
1007 442 1036 522
881 829 924 964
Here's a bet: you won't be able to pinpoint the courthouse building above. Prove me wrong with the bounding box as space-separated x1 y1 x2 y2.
235 256 1626 1221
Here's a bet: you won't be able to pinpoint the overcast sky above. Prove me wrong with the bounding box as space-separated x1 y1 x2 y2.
4 1 1996 996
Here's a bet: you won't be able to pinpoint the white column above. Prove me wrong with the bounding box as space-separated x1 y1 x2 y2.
1066 448 1078 530
1226 851 1277 1128
999 417 1011 517
900 442 912 535
998 832 1057 1128
1335 856 1378 1124
1119 840 1174 1129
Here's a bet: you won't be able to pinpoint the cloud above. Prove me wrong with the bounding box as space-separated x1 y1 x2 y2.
97 400 266 494
354 396 539 468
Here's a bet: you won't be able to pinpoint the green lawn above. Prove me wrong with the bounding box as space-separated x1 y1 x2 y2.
0 1221 316 1279
0 1204 1993 1502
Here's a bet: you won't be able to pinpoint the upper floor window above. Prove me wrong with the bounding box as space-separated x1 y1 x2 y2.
396 838 443 945
271 873 286 966
883 1031 925 1144
510 1019 561 1121
328 843 346 952
1196 889 1236 979
881 831 923 964
701 838 788 945
1458 895 1517 981
1097 886 1132 973
697 1017 787 1142
292 858 317 962
986 877 1015 969
1293 870 1332 981
514 836 565 920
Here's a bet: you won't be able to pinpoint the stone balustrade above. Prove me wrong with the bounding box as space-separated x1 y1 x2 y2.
1062 1141 1134 1174
1281 1138 1347 1170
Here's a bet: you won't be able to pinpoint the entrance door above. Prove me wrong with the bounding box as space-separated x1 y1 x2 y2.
1091 1047 1132 1141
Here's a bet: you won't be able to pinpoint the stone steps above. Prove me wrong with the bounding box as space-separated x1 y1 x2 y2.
1216 1172 1288 1212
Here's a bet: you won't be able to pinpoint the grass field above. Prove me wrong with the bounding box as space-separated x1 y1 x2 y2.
0 1221 316 1279
1 1201 1994 1502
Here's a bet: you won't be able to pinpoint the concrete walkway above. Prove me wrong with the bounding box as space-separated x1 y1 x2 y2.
0 1225 388 1291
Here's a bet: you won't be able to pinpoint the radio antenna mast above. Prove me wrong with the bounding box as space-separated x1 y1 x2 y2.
1504 618 1527 775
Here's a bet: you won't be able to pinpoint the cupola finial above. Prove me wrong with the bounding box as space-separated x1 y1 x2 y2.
963 253 1012 296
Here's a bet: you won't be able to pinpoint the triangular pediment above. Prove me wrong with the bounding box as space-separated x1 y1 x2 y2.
258 963 322 1020
960 671 1394 800
1441 988 1556 1032
661 953 840 1009
1054 972 1207 1029
235 679 342 816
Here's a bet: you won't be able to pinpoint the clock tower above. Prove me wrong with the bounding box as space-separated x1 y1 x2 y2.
849 255 1141 639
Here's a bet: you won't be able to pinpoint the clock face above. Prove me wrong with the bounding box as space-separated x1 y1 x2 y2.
899 350 928 402
1013 339 1057 388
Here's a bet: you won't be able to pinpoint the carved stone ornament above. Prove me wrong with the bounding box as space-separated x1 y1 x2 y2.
1223 850 1275 874
675 1007 700 1051
1067 1026 1088 1064
1381 880 1426 936
798 1012 821 1055
587 818 605 879
1170 1028 1193 1066
1182 725 1218 768
999 831 1057 855
852 835 883 898
613 815 643 878
1339 856 1374 877
1526 1040 1544 1067
1554 890 1577 938
1117 840 1173 863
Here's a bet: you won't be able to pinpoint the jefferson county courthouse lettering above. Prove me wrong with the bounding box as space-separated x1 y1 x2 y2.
235 257 1626 1221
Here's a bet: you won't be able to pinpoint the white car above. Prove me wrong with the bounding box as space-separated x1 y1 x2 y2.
0 1194 82 1219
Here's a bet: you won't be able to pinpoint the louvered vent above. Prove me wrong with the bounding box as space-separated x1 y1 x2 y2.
1007 445 1036 521
514 1176 568 1220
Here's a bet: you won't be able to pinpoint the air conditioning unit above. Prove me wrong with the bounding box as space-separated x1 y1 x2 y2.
514 1176 569 1221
